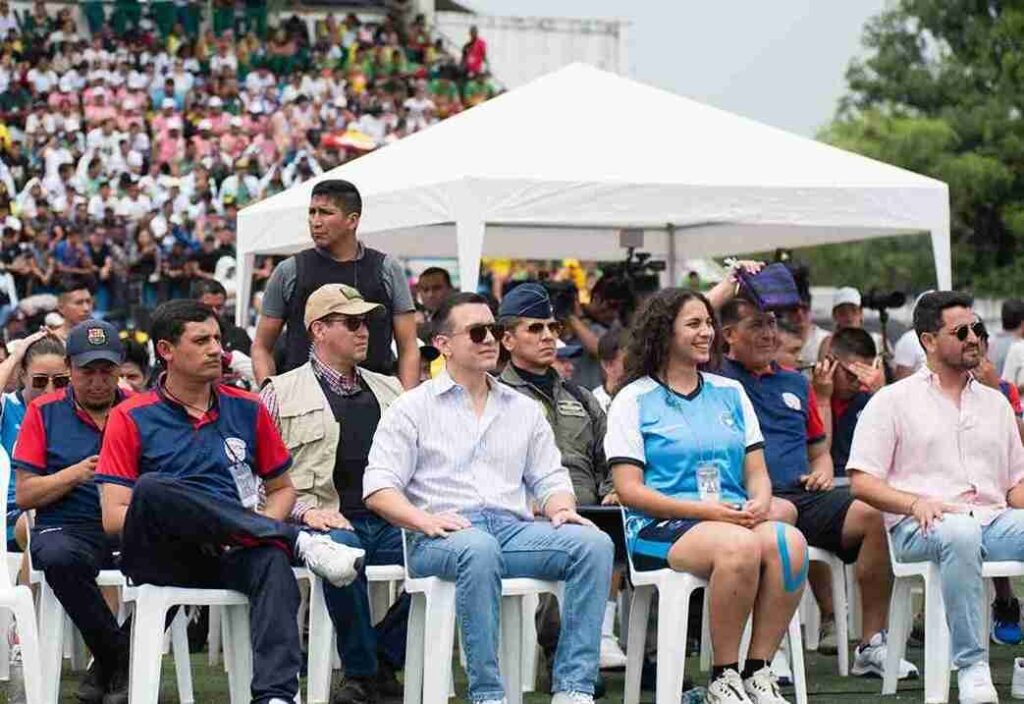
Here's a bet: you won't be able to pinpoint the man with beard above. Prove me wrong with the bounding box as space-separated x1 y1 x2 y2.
849 291 1024 704
14 320 131 703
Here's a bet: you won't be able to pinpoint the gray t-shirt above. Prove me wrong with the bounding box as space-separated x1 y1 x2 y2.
261 243 415 319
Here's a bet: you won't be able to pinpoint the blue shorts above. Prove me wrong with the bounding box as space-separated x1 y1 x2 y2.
630 518 702 571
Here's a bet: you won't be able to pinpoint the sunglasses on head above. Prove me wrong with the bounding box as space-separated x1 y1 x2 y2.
950 321 985 342
30 373 70 390
523 321 563 336
456 322 503 344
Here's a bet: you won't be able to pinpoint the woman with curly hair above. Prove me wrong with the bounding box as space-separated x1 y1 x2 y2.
605 287 807 704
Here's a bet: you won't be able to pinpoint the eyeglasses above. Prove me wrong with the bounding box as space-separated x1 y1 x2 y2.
30 373 70 390
323 315 369 332
523 321 563 336
450 323 503 344
949 321 985 342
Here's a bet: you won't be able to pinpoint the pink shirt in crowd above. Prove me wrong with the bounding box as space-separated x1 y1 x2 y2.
848 365 1024 528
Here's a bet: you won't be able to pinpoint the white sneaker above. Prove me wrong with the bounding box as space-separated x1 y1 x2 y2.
770 648 792 687
552 692 594 704
851 631 919 679
817 617 839 655
957 661 998 704
476 700 507 704
743 665 790 704
1013 657 1024 699
296 532 365 587
707 669 753 704
598 634 627 670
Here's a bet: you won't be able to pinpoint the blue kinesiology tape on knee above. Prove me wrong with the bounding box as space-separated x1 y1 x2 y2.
775 522 808 593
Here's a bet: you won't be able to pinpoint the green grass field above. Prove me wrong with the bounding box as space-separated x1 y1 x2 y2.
23 640 1022 703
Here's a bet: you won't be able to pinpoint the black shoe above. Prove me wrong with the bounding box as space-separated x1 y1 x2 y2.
75 661 107 704
376 658 404 700
101 661 129 704
332 676 379 704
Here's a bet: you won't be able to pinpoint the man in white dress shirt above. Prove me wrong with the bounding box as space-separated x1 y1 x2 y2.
364 292 614 704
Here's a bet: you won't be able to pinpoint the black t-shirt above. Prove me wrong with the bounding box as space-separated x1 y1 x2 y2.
87 242 110 269
192 248 220 274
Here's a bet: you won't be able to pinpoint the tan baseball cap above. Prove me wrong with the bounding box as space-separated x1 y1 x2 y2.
304 283 383 328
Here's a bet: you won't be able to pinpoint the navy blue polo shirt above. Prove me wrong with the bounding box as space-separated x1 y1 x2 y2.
13 387 127 527
831 392 872 477
718 358 826 492
95 382 291 506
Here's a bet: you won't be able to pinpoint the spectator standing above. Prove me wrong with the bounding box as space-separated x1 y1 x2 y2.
567 276 630 390
414 265 453 328
54 285 95 341
194 278 252 356
848 291 1024 704
14 320 131 703
591 329 627 413
95 299 367 704
461 26 488 77
253 179 419 388
364 292 614 704
989 299 1024 376
817 287 885 361
262 284 407 704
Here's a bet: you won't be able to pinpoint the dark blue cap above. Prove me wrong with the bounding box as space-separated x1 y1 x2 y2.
66 319 124 367
498 283 553 320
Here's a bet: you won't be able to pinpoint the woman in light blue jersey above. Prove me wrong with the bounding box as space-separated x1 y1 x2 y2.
606 288 807 704
0 331 67 552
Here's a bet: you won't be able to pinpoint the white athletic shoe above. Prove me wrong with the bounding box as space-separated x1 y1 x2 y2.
1012 657 1024 699
851 631 919 679
598 634 627 670
706 669 753 704
743 666 790 704
957 661 998 704
551 692 594 704
296 532 365 587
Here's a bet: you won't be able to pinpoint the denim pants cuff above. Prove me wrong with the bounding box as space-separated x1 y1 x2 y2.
553 680 596 696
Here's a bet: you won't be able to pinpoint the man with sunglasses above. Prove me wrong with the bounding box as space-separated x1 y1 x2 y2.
849 291 1024 703
495 284 625 671
718 298 917 682
262 283 408 704
365 291 614 704
13 319 132 703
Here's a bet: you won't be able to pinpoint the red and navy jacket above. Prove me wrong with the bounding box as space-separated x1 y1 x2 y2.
95 382 291 505
13 386 129 527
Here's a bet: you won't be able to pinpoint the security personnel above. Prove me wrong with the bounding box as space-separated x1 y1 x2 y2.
497 284 608 504
14 320 131 704
497 283 626 671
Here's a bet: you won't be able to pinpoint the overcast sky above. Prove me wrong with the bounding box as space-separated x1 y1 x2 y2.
461 0 890 136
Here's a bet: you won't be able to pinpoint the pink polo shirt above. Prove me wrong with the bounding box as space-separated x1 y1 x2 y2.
848 366 1024 528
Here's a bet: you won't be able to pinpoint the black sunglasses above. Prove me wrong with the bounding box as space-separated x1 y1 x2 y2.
950 321 986 342
454 323 503 344
30 373 70 390
324 315 370 332
523 321 563 336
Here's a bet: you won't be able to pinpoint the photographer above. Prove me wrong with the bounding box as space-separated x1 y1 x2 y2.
565 276 631 389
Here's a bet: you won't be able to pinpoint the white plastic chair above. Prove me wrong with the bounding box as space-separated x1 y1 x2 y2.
0 448 42 703
306 564 405 704
799 547 850 676
881 532 1024 703
400 530 563 704
621 510 808 704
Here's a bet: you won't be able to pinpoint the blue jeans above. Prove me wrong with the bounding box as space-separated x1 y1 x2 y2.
890 509 1024 667
315 513 408 677
408 509 614 702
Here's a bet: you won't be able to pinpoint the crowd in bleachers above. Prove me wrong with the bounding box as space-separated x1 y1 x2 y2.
0 0 496 334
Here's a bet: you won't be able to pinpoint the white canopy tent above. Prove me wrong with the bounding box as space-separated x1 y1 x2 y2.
236 63 950 324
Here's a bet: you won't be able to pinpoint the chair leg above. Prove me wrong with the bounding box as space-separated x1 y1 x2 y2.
655 589 692 704
170 608 194 704
128 588 168 704
922 572 951 704
421 586 457 704
37 581 65 704
208 605 222 666
519 592 539 694
306 575 334 704
786 613 808 704
500 595 523 704
699 590 712 672
623 586 653 704
0 608 10 681
403 593 427 704
882 577 913 695
829 559 850 677
801 589 820 651
12 591 43 704
225 604 253 704
846 565 862 641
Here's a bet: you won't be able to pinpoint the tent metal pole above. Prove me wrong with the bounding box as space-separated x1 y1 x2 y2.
666 223 677 286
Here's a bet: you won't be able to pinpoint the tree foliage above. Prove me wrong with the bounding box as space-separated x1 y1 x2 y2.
814 0 1024 295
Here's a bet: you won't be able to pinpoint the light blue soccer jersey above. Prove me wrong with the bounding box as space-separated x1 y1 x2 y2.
604 373 764 554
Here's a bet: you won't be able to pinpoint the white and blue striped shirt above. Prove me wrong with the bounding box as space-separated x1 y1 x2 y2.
363 370 574 520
